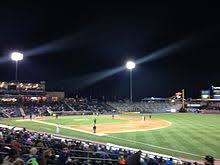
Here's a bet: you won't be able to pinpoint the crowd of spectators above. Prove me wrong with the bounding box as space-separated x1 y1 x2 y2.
0 102 21 118
0 98 116 118
206 102 220 110
2 98 220 118
186 101 220 114
0 97 184 119
108 100 182 113
21 101 68 115
0 126 121 164
65 98 114 114
0 126 210 165
0 100 69 118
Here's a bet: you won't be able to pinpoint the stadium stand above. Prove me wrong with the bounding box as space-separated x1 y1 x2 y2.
0 125 205 165
107 99 182 113
0 98 183 119
206 102 220 110
0 98 116 118
186 100 220 114
65 98 114 114
0 102 22 118
0 101 68 118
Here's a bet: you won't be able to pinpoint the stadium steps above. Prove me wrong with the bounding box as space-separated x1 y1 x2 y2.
64 101 76 111
1 110 10 118
19 108 26 116
46 107 53 115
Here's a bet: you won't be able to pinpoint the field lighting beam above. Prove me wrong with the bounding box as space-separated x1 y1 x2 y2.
126 61 136 103
11 52 23 82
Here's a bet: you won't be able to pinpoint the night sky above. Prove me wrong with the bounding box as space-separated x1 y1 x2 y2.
0 2 220 100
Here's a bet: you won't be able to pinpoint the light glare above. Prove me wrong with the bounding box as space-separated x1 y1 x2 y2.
126 61 135 70
11 52 23 61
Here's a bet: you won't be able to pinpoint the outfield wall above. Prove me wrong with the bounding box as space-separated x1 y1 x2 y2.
202 110 220 114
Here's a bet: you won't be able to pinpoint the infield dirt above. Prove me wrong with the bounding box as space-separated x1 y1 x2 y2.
71 115 171 134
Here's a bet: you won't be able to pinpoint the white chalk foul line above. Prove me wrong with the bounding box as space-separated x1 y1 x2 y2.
15 119 220 159
106 135 204 158
30 119 106 136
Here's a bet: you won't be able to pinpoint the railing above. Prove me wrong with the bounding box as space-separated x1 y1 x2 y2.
63 101 76 111
106 143 182 164
0 125 209 165
69 156 119 164
19 107 26 116
0 143 119 165
68 149 119 164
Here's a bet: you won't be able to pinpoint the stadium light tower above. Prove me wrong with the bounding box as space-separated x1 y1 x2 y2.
11 52 23 82
126 61 136 103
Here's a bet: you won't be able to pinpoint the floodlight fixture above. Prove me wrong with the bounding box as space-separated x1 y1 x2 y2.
126 61 135 70
10 51 23 81
11 52 23 61
125 60 136 103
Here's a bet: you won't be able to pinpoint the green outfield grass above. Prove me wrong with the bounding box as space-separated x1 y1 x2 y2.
0 113 220 160
39 115 126 125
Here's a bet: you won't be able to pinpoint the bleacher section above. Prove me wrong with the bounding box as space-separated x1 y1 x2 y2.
0 98 183 118
0 125 203 165
206 102 220 110
0 98 116 118
186 101 220 114
108 99 182 113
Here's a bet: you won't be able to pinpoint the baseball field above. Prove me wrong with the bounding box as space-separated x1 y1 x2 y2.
0 113 220 160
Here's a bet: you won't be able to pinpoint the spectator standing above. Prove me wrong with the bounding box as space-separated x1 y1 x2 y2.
57 147 70 164
204 155 214 165
24 147 39 165
166 158 173 165
2 148 23 165
44 149 57 165
125 150 141 165
119 155 126 165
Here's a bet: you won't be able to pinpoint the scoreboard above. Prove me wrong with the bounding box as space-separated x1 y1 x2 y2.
211 86 220 99
0 81 45 95
201 90 210 99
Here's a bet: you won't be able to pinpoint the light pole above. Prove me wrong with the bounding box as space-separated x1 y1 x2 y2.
11 52 23 82
126 61 136 103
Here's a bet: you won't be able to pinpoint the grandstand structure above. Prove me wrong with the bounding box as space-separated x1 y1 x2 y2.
0 125 195 165
108 98 182 113
0 81 65 101
0 81 66 118
186 86 220 114
0 81 46 98
0 80 185 119
1 81 220 116
0 81 219 164
0 81 184 118
0 81 117 118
